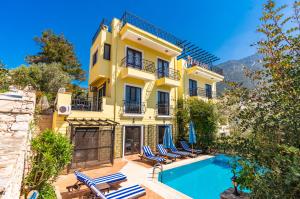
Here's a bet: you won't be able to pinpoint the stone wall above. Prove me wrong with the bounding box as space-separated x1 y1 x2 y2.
0 88 35 199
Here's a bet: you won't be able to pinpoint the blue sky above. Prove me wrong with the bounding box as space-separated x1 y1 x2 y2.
0 0 293 87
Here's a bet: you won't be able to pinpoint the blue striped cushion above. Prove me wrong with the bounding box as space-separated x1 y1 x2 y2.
180 141 190 151
157 144 167 155
142 146 155 157
75 171 126 185
74 171 96 186
90 184 107 199
165 152 180 158
143 145 165 162
180 141 202 153
146 155 165 162
170 145 190 156
105 184 145 199
28 191 39 199
93 173 126 184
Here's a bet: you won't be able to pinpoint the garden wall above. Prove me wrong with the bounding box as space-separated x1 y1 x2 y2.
0 88 35 199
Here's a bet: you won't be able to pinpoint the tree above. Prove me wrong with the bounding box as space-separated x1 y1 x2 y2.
23 129 73 198
188 98 219 151
221 1 300 198
0 60 10 92
176 98 189 142
26 30 85 81
10 63 71 101
176 98 220 151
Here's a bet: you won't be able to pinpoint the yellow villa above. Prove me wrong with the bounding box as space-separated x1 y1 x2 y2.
52 12 224 171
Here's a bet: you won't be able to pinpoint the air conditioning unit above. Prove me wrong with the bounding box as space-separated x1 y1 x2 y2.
57 105 71 115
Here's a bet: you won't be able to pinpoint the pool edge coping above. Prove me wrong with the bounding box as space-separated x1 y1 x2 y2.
149 155 215 199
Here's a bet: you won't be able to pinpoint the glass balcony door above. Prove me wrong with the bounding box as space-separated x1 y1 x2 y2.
125 85 142 114
189 79 198 96
126 48 142 69
124 126 141 155
97 84 105 111
157 58 169 78
205 84 212 99
157 91 169 115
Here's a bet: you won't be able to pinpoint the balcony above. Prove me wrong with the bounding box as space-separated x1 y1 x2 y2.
186 63 224 82
120 56 156 82
189 87 216 99
123 100 145 117
71 97 103 111
156 68 180 87
156 103 173 118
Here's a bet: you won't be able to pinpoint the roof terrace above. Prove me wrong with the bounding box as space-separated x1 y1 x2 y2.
92 12 223 76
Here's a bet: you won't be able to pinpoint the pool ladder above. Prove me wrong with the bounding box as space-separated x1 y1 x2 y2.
152 163 163 182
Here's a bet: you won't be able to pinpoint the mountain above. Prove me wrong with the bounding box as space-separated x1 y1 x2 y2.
216 53 264 94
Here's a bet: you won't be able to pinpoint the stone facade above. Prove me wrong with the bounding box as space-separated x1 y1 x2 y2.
0 88 35 199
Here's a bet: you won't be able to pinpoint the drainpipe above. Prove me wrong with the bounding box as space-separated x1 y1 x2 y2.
113 20 119 122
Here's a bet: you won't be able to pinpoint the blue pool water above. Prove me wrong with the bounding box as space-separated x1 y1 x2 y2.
158 155 237 199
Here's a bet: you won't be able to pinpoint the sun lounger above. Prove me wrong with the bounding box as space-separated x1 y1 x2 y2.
157 144 181 160
169 145 196 158
141 146 168 164
27 190 39 199
180 141 202 154
74 171 127 187
84 176 146 199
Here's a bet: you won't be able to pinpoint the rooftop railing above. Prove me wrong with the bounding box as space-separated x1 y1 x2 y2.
120 12 184 48
92 18 111 44
187 62 223 76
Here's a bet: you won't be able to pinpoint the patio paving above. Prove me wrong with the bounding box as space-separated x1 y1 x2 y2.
54 158 163 199
54 154 213 199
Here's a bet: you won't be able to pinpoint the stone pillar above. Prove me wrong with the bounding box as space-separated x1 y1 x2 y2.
0 88 36 199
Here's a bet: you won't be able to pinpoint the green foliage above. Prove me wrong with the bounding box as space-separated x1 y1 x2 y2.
188 98 219 151
220 1 300 198
24 129 73 194
0 60 10 93
10 65 41 89
67 83 88 99
26 30 85 81
176 98 219 151
39 183 56 199
175 98 189 141
10 63 71 101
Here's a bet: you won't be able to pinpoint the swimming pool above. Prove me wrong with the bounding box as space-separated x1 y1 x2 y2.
158 155 236 199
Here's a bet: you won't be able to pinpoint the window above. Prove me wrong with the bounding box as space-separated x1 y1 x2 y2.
103 43 111 60
157 59 169 78
125 85 142 114
126 48 142 69
189 79 197 96
205 84 212 99
92 50 98 66
158 125 167 144
97 83 106 111
157 91 169 115
157 125 172 144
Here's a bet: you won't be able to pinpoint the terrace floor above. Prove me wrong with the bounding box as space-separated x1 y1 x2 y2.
54 154 213 199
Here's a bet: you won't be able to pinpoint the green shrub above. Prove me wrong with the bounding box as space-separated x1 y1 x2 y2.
39 183 56 199
188 99 219 151
24 129 73 196
175 98 189 141
175 98 220 152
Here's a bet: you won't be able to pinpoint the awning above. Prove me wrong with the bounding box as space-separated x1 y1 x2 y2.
66 118 119 126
